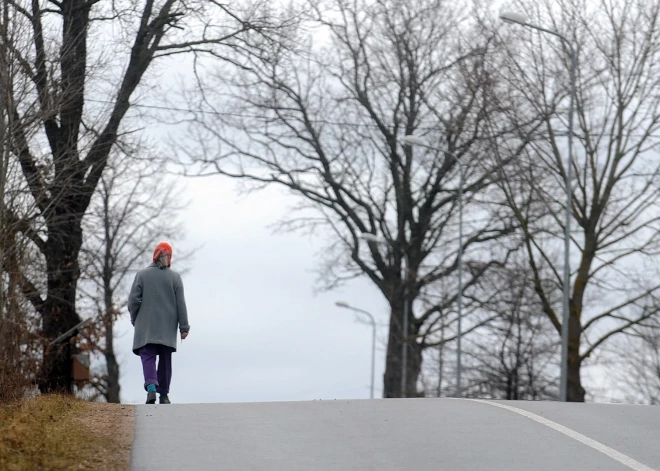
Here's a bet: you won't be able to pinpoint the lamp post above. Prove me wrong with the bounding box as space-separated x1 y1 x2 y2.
335 301 377 399
360 232 410 398
403 135 464 398
500 10 576 403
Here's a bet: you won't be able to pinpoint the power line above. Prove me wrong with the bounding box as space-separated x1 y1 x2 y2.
86 98 660 139
86 98 417 129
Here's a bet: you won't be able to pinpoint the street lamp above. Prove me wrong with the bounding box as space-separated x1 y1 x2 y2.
359 232 410 398
403 135 464 398
335 301 377 399
500 10 576 403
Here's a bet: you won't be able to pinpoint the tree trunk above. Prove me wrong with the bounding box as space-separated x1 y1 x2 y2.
436 322 445 397
513 368 520 400
383 298 423 398
39 219 83 394
406 334 423 397
566 313 585 402
103 280 121 403
383 303 403 398
104 324 121 403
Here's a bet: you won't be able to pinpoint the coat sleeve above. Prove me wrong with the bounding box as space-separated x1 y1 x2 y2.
175 273 190 333
128 273 143 326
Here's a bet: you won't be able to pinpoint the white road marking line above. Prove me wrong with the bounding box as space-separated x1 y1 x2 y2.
469 399 656 471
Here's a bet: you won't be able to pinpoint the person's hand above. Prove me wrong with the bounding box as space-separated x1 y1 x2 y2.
181 331 189 340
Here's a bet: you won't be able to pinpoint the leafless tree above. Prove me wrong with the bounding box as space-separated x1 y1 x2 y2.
608 320 660 404
77 147 188 403
462 261 558 400
0 0 45 402
0 166 43 402
0 151 36 402
420 257 558 400
3 0 284 393
179 0 521 397
485 0 660 401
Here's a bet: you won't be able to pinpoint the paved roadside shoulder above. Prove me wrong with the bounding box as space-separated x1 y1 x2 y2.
484 400 660 471
130 399 649 471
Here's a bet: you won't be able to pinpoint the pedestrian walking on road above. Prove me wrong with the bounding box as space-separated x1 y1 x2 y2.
129 242 190 404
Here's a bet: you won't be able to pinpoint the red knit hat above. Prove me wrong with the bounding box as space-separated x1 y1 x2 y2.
153 242 173 266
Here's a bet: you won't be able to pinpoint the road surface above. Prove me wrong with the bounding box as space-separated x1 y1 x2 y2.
130 398 660 470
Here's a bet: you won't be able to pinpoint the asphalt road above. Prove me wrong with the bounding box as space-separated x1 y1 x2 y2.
130 398 660 471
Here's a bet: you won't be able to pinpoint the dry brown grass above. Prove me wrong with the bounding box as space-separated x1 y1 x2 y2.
0 394 134 471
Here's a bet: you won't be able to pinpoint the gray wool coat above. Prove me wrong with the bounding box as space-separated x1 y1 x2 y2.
128 263 190 355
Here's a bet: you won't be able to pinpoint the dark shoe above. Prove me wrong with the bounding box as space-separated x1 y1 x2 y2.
159 395 171 404
146 391 157 404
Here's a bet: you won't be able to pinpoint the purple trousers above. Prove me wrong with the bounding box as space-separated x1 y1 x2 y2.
139 344 173 395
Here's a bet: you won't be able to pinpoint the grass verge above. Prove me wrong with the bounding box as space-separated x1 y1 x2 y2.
0 394 134 471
